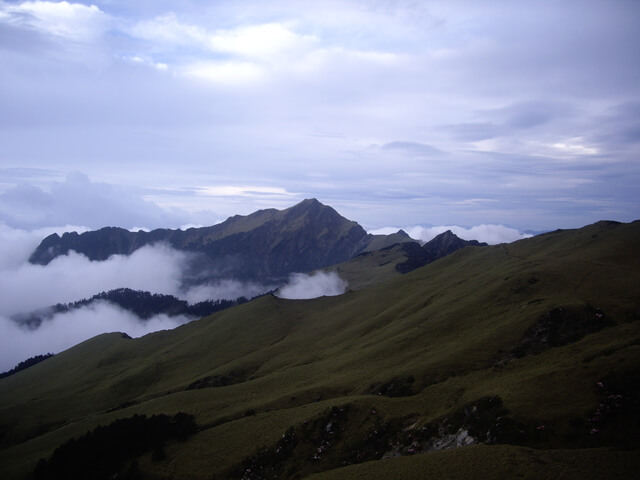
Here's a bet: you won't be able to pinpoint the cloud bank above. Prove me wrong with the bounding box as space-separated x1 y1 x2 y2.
0 242 187 317
182 280 274 304
0 301 192 373
0 223 272 371
0 171 214 231
276 272 347 300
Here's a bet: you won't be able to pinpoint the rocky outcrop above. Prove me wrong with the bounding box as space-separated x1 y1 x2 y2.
395 230 488 274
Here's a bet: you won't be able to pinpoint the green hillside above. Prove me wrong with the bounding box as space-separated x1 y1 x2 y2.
1 220 639 479
323 242 413 290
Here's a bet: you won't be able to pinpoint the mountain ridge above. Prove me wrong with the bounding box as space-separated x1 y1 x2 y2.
28 199 415 283
325 229 488 290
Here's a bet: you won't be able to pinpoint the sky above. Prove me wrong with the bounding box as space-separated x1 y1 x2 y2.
0 0 638 234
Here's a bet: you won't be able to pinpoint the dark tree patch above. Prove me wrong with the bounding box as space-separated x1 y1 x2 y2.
33 413 197 480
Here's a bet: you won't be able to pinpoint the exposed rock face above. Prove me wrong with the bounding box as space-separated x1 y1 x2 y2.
28 199 413 283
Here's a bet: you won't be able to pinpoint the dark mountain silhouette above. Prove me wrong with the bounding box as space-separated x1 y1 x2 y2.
328 230 488 290
396 230 488 273
11 288 255 330
29 199 413 283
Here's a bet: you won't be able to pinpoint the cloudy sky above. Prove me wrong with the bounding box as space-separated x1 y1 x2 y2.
1 0 639 233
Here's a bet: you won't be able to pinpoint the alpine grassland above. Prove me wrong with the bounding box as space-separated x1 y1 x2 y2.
1 220 639 479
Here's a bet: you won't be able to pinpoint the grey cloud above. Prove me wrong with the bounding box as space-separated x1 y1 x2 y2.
506 110 551 129
0 167 60 181
592 102 640 148
446 122 502 141
445 101 574 142
381 141 444 156
0 172 196 230
276 271 347 300
492 102 560 129
0 1 638 234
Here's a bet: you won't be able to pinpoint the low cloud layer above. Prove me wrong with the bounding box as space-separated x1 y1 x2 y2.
370 224 532 245
0 301 193 372
183 280 274 304
276 271 347 300
0 223 271 371
0 243 187 317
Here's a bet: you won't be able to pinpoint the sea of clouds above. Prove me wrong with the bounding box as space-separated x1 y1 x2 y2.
0 224 267 371
0 219 532 371
0 223 352 371
276 271 347 300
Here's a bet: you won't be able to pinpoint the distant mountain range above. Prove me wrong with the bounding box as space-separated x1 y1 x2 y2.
19 200 488 325
327 230 487 290
29 199 414 283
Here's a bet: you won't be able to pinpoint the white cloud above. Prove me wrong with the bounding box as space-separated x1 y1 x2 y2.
207 23 317 59
0 222 89 270
181 280 273 304
551 139 599 156
196 185 297 198
0 301 193 372
0 0 110 40
0 223 276 371
276 271 347 300
130 12 207 47
0 172 196 230
132 16 317 60
128 12 399 87
180 61 266 85
0 243 188 317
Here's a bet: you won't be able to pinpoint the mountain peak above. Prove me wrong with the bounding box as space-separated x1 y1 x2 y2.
423 230 487 261
28 199 380 282
433 229 456 239
298 198 322 206
288 198 326 213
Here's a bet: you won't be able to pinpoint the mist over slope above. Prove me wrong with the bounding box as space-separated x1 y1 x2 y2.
0 219 638 480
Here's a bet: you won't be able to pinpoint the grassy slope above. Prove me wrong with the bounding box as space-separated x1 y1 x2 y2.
1 220 639 479
323 242 411 290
